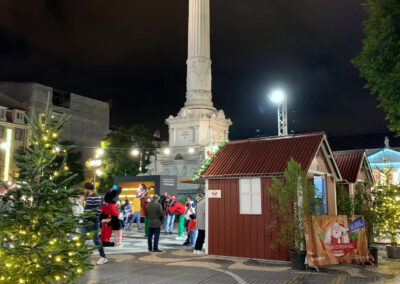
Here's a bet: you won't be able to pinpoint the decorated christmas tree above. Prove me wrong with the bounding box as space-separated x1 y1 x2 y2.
0 103 94 283
374 168 400 247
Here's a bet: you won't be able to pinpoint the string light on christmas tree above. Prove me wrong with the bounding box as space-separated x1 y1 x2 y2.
0 102 94 283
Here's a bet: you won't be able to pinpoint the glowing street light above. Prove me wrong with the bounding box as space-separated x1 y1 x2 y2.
89 159 102 167
131 149 140 156
164 148 171 155
0 142 8 150
95 169 103 176
269 89 288 136
96 149 104 156
188 148 195 154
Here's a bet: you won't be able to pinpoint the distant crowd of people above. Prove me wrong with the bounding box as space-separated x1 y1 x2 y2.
80 183 206 265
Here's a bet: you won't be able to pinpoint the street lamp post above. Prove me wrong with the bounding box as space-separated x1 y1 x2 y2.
89 156 103 190
270 89 288 136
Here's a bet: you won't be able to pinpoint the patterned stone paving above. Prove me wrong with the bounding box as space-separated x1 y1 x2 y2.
82 228 400 283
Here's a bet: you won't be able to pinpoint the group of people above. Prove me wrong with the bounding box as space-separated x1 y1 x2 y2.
80 182 207 265
144 192 205 254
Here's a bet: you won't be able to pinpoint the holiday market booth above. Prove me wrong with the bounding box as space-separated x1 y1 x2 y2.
200 132 342 261
334 149 374 196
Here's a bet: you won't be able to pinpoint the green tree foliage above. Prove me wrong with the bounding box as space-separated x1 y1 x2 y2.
336 183 353 215
352 0 400 134
97 125 155 194
373 169 400 246
353 181 376 246
268 158 315 252
0 105 94 283
16 141 85 188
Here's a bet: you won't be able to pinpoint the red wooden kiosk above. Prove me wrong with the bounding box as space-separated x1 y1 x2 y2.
201 132 342 261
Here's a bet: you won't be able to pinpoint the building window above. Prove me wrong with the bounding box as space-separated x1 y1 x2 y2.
314 175 327 215
52 90 71 108
239 178 262 215
16 112 24 120
0 109 5 120
15 129 24 141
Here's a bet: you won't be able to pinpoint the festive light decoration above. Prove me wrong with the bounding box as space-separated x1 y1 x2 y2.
373 168 400 246
0 103 94 283
3 129 12 181
192 140 228 181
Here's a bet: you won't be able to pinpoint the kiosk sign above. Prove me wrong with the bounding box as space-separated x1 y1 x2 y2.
304 215 373 266
207 190 221 198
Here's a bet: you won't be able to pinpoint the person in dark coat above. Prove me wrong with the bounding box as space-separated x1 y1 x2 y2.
194 193 205 255
145 194 164 252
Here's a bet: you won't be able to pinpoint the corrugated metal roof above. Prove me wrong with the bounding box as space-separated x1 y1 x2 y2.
333 150 365 183
202 132 325 178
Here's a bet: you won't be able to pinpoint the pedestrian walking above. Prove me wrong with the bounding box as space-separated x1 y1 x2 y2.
193 193 205 255
82 183 108 265
145 194 164 252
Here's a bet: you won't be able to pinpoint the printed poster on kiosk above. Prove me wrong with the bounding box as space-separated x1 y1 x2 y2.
303 215 373 266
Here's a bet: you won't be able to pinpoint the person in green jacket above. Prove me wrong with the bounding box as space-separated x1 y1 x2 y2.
145 194 164 252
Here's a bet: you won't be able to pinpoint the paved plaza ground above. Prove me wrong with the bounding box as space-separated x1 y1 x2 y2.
79 229 400 284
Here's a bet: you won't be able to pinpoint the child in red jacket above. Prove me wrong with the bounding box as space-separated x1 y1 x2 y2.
167 197 186 240
187 214 198 247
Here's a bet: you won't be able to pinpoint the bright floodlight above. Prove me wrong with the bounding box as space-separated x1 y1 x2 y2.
131 149 140 156
0 142 7 150
270 90 286 104
188 148 195 154
164 148 171 155
95 169 103 176
96 149 104 156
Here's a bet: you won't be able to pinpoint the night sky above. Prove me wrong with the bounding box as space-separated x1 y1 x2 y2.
0 0 391 148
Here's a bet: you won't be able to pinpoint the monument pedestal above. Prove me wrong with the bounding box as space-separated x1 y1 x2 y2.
152 0 232 198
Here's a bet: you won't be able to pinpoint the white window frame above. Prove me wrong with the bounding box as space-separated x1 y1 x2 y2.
0 109 5 120
16 112 23 120
239 178 262 215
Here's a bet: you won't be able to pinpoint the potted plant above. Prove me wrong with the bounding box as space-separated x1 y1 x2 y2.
268 158 315 270
336 183 353 215
373 169 400 259
353 181 378 264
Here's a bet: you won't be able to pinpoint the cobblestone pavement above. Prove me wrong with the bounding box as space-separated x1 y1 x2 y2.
80 231 400 284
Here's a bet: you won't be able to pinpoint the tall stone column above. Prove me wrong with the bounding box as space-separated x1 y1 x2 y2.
185 0 215 109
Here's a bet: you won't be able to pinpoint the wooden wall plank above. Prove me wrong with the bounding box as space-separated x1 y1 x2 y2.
231 179 239 256
225 180 232 256
218 180 224 255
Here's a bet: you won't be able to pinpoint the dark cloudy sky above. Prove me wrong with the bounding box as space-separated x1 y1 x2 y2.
0 0 389 144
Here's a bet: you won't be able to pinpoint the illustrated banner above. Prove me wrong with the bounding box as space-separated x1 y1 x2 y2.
304 215 373 266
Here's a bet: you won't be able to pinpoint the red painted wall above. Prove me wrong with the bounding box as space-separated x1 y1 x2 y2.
208 178 290 261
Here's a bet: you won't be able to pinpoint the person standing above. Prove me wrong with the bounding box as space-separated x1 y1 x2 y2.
82 183 108 265
145 194 164 252
160 192 169 230
183 202 195 245
165 198 174 235
168 197 186 240
194 193 205 255
128 196 142 231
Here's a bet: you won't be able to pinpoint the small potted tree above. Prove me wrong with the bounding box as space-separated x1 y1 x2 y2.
353 181 378 264
336 183 353 215
268 158 315 270
374 169 400 259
